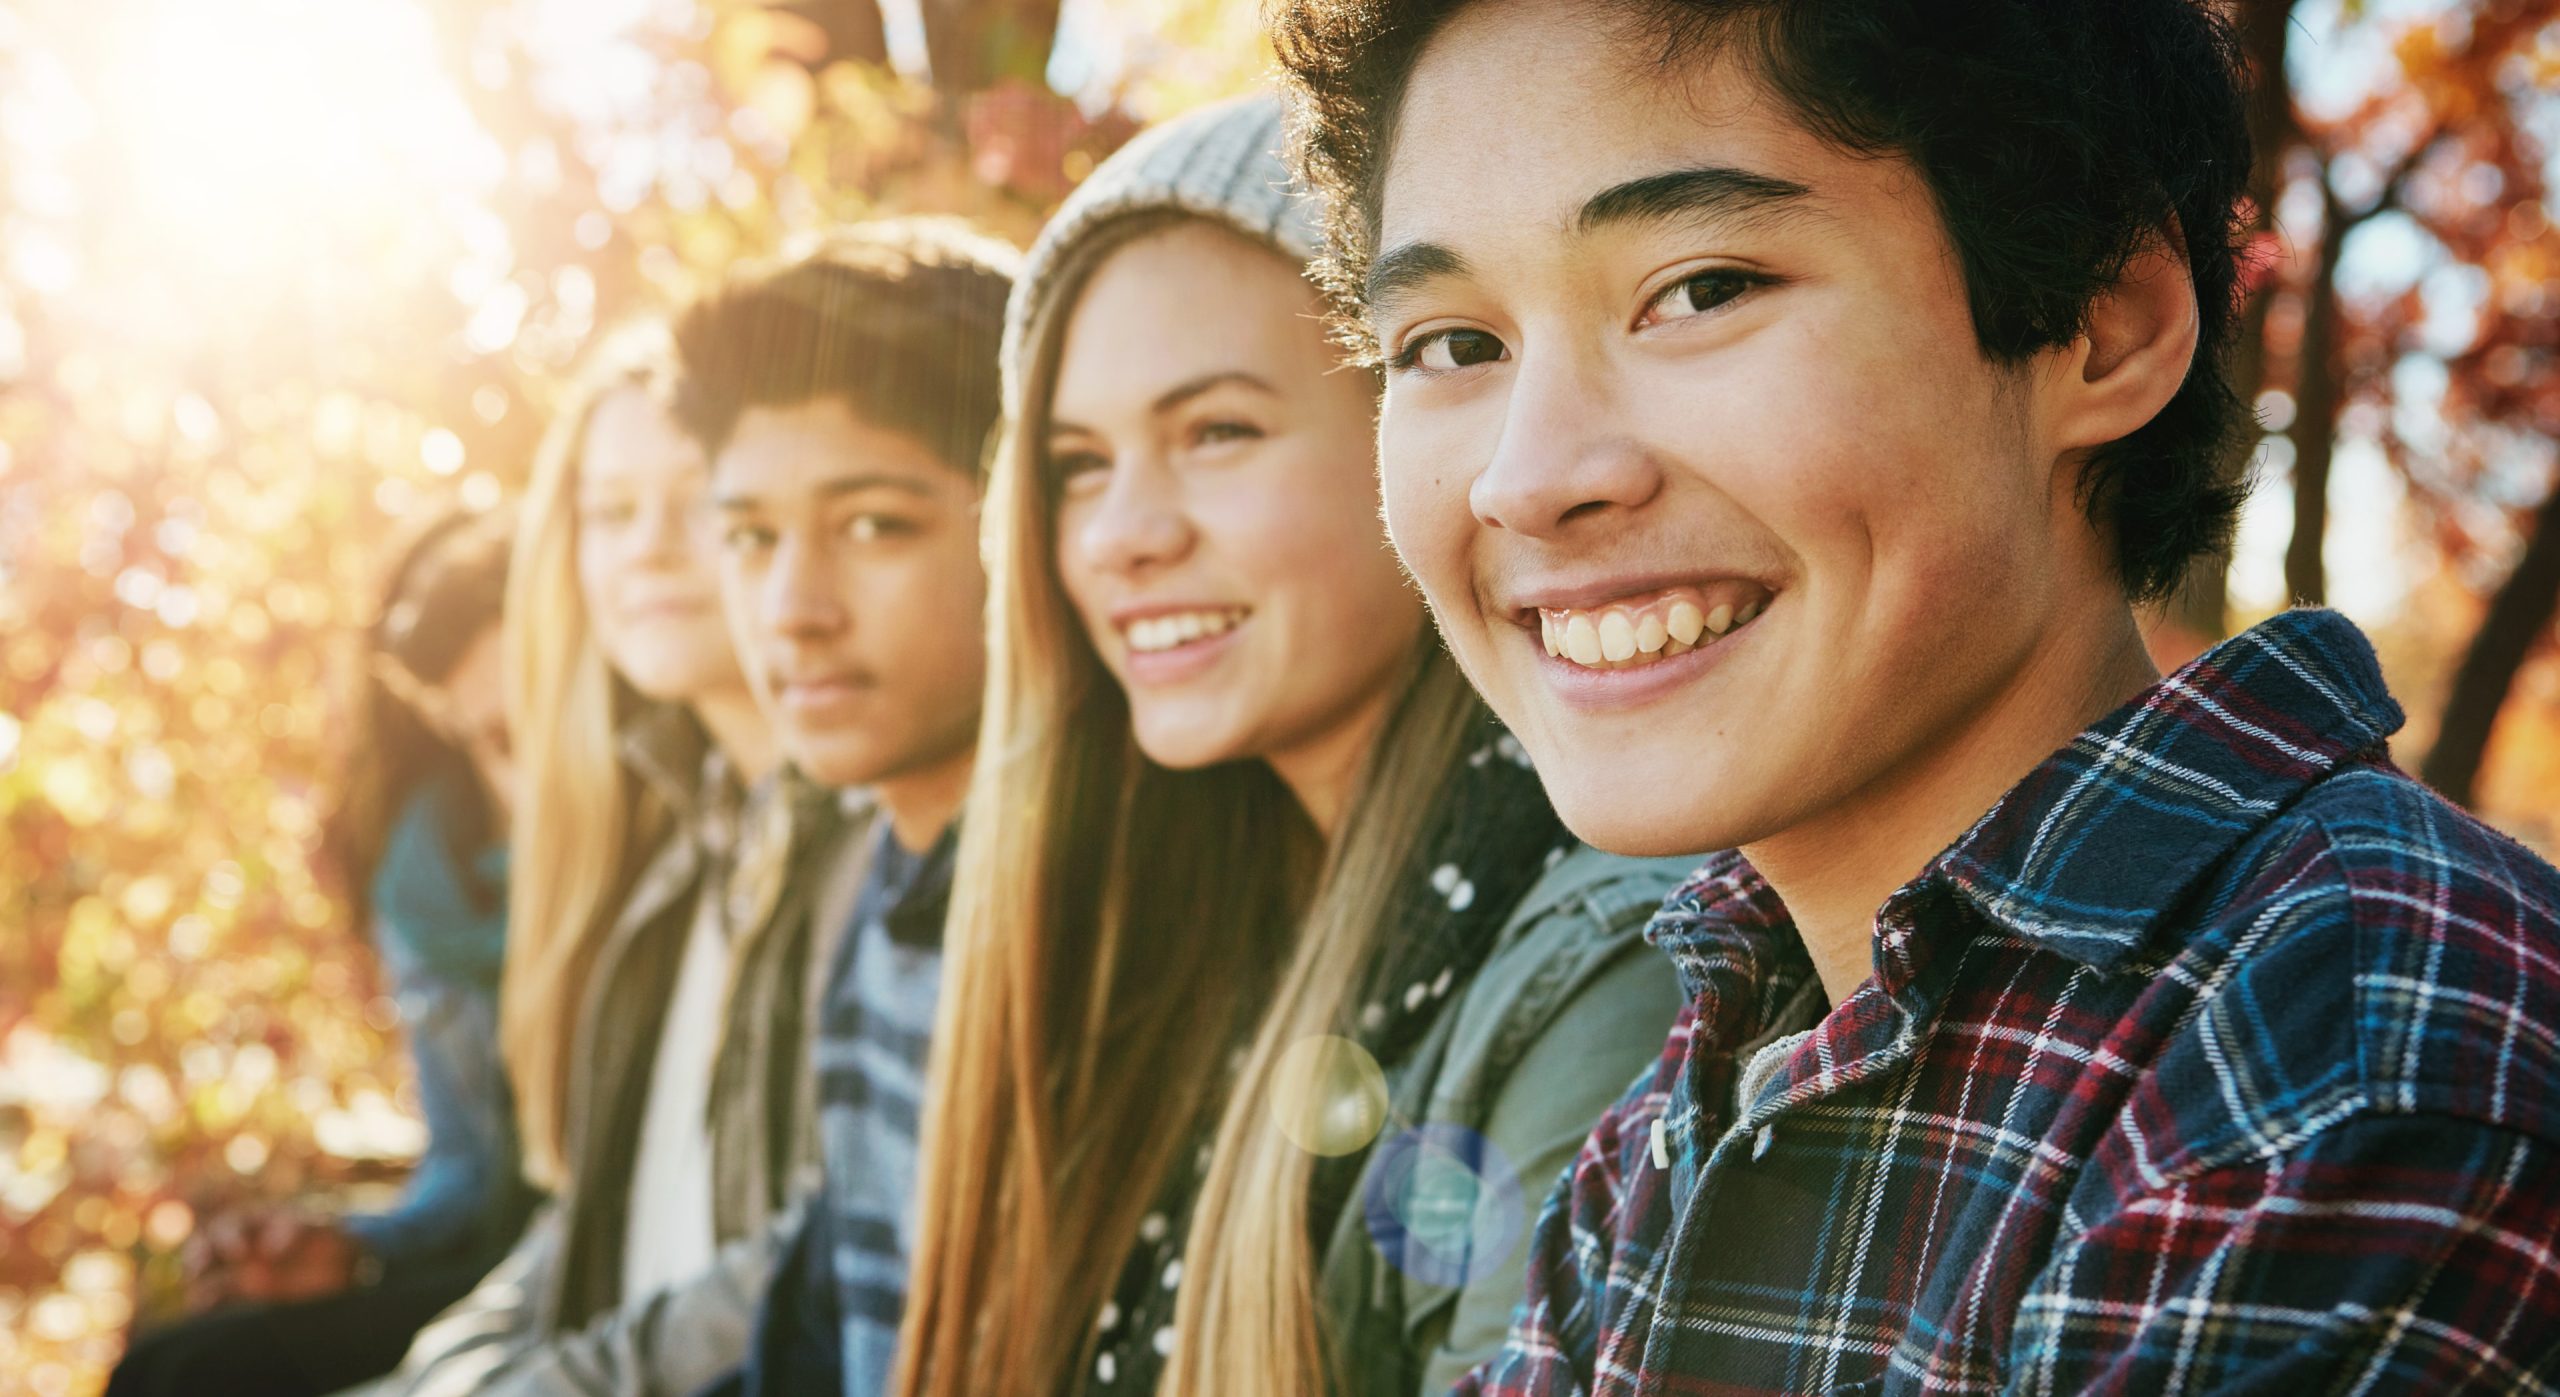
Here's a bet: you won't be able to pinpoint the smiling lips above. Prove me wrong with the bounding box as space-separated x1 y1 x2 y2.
777 671 867 707
1121 607 1249 655
1536 581 1773 672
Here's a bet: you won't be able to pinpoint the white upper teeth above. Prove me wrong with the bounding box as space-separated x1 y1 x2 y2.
1126 609 1247 654
1539 593 1768 672
1667 602 1706 647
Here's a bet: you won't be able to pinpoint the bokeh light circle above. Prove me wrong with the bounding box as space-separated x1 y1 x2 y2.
1361 1123 1526 1290
1269 1034 1390 1157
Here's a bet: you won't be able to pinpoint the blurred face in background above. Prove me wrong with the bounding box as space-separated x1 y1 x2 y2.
574 386 747 702
712 398 988 791
1050 220 1424 802
406 621 516 815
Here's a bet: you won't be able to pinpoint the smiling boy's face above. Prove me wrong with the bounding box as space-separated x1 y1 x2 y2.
1371 0 2130 859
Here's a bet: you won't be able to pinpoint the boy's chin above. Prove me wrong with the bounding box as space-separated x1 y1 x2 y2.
789 737 892 791
1543 760 1746 860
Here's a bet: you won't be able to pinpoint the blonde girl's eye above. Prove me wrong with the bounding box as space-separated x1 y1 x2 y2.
1391 327 1508 374
1049 448 1111 498
1640 268 1771 327
1192 418 1264 449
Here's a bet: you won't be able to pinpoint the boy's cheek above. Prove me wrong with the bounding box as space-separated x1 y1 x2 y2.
1378 440 1472 585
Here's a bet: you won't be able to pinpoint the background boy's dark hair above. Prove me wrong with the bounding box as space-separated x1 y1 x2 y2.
1271 0 2257 603
672 216 1020 477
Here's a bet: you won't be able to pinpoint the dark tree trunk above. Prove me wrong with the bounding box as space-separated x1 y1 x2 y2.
2283 187 2354 607
780 0 891 67
2161 0 2300 639
917 0 1062 94
2421 483 2560 807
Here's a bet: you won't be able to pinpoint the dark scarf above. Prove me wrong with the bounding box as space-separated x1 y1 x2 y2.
1080 727 1568 1392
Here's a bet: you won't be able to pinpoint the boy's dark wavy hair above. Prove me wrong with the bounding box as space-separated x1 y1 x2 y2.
1270 0 2257 602
672 216 1018 477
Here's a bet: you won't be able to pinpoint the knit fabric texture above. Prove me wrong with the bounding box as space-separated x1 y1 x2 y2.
999 93 1320 406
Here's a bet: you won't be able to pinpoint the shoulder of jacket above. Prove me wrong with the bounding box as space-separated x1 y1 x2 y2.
1498 846 1703 949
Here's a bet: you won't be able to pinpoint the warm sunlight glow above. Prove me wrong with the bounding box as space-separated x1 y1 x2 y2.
101 0 488 247
22 0 506 353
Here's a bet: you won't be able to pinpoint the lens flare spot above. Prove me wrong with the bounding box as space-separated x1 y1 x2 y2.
1268 1035 1389 1158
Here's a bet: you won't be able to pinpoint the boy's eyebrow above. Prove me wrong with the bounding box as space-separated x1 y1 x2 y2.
1576 164 1819 236
1364 166 1815 316
713 472 939 512
1365 241 1472 316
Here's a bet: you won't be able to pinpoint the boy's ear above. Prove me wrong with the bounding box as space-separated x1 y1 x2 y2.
2041 225 2200 458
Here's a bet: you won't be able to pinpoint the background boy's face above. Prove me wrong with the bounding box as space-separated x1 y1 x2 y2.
712 398 987 789
1372 0 2109 858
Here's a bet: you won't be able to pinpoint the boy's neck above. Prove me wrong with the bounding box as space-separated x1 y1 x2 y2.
1747 605 2161 1008
874 745 976 855
695 687 778 784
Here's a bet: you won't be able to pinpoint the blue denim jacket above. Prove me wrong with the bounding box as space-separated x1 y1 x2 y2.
342 775 531 1268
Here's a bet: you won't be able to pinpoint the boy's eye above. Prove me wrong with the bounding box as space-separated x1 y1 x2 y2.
1642 269 1766 326
1396 327 1509 374
844 513 916 543
722 522 774 552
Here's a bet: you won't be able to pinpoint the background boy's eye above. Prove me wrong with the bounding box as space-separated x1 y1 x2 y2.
1405 327 1508 372
844 513 920 542
722 522 774 551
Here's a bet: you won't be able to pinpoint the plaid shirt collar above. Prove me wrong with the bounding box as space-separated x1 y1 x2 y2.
1464 608 2560 1397
1652 607 2408 1021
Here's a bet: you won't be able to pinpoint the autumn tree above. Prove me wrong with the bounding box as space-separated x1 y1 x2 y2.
0 1 1143 1388
2213 0 2559 809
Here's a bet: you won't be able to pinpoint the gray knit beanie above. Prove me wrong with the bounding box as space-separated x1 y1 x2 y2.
999 94 1322 409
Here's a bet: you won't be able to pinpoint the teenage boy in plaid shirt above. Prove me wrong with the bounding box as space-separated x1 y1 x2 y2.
1267 0 2560 1391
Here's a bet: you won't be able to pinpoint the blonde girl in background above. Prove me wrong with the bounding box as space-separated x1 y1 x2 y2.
896 97 1693 1397
357 324 865 1397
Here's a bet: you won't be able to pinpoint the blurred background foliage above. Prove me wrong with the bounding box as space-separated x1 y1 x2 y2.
0 0 2553 1393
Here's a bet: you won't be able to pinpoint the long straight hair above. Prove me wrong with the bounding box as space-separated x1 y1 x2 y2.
896 213 1488 1397
1163 653 1482 1397
499 324 678 1190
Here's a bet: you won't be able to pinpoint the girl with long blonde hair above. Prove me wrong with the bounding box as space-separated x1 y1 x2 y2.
370 321 855 1397
501 323 773 1192
897 96 1692 1397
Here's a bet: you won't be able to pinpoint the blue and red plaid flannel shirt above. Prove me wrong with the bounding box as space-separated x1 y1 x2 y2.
1458 608 2560 1395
